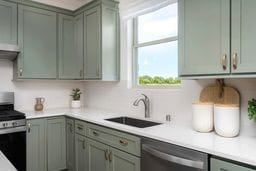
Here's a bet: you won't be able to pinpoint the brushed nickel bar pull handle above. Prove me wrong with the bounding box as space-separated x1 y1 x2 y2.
119 139 128 146
77 124 83 130
104 150 109 161
92 131 99 136
69 125 73 133
82 139 86 149
109 151 112 162
27 123 31 133
233 53 238 70
221 54 227 70
19 68 23 76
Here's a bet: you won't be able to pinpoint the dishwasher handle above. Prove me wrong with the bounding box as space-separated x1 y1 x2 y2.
142 144 204 170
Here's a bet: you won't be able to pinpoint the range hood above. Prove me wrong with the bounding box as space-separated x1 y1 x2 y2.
0 43 20 61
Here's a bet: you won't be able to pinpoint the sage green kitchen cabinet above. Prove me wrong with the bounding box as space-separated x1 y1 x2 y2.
211 158 256 171
0 0 17 44
47 117 66 171
17 5 57 79
84 6 101 80
83 1 120 80
87 138 109 171
27 117 66 171
231 0 256 74
179 0 230 76
27 119 46 171
58 14 84 80
109 147 140 171
67 118 75 171
75 134 88 171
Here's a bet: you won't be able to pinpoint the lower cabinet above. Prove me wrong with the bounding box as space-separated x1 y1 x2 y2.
27 117 66 171
87 139 109 171
47 117 66 170
75 134 88 171
211 158 256 171
67 118 75 171
27 119 46 171
109 147 140 171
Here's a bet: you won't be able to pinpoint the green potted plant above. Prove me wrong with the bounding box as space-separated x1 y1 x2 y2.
70 88 82 108
248 98 256 122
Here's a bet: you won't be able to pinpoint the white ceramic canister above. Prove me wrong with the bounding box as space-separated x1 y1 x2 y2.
214 104 240 138
192 102 214 132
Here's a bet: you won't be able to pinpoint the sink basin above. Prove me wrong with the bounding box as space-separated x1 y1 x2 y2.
105 117 161 128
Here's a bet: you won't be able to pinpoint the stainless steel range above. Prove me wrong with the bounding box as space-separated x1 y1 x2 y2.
0 92 26 171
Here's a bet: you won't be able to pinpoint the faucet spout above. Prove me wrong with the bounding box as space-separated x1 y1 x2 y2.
133 94 150 118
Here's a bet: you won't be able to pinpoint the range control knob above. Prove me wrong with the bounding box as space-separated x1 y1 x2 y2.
2 123 7 128
12 122 17 126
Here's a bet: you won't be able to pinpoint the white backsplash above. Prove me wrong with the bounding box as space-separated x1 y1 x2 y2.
0 60 84 111
83 79 256 135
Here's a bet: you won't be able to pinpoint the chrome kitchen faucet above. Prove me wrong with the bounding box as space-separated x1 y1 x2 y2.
133 94 150 118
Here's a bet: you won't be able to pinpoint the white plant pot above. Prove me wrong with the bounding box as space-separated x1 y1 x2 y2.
71 100 81 109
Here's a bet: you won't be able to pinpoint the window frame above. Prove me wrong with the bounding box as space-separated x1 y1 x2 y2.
132 1 180 89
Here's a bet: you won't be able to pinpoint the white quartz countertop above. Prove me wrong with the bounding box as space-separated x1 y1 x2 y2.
25 107 256 167
0 151 17 171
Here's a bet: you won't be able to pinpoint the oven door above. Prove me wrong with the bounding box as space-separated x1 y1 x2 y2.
0 126 26 171
142 138 208 171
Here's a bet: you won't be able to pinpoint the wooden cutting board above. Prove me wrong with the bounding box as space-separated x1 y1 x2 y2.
200 86 240 105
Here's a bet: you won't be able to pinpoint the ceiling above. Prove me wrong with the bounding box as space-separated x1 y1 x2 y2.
31 0 94 10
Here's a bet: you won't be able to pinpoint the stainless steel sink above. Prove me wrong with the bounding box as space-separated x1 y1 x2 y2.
105 117 161 128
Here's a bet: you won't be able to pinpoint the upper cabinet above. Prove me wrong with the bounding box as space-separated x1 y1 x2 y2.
231 0 256 74
179 0 256 78
84 6 101 80
17 5 57 79
83 1 120 81
58 14 84 80
11 0 119 81
179 0 230 76
0 1 17 44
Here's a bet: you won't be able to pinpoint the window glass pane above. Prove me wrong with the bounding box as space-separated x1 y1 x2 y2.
138 41 180 85
138 3 178 43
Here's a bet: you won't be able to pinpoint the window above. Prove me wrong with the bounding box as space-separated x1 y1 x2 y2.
133 2 180 87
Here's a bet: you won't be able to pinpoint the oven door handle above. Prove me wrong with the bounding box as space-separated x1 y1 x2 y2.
0 126 26 135
142 144 204 170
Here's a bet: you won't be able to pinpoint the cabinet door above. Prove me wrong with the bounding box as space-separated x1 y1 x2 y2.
84 6 101 80
27 119 46 171
87 139 109 171
58 14 83 79
109 147 140 171
0 1 17 44
18 5 57 79
211 158 255 171
47 117 66 171
67 118 75 171
179 0 230 76
75 134 88 171
231 0 256 74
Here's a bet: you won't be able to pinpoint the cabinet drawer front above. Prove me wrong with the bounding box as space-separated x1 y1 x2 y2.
87 123 140 156
211 158 255 171
75 120 87 136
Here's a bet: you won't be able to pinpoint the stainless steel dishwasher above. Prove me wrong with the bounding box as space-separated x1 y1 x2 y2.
142 138 208 171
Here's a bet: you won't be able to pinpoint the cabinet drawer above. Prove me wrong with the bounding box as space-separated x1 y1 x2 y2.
211 158 255 171
87 123 140 156
75 120 87 136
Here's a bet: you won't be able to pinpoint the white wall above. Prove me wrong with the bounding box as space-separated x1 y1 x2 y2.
0 60 84 111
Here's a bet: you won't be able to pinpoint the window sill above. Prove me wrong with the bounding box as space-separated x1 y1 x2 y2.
132 84 181 90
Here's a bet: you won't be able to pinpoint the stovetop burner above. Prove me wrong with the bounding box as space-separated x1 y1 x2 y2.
0 110 25 121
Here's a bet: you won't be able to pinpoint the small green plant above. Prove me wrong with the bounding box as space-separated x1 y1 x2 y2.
248 98 256 122
70 88 82 101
